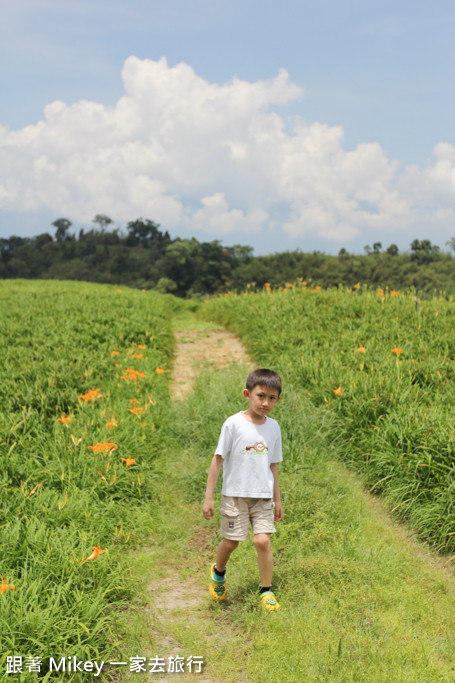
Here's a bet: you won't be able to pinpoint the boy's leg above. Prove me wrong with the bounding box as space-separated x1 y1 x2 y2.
215 538 239 572
254 532 280 611
210 538 238 602
253 533 273 587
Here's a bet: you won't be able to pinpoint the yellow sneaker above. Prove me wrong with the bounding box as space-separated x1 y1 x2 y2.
261 591 280 611
209 563 227 602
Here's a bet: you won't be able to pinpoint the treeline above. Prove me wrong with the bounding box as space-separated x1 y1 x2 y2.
1 215 455 297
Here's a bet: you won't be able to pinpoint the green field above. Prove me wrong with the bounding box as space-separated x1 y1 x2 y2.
0 280 173 680
2 279 455 683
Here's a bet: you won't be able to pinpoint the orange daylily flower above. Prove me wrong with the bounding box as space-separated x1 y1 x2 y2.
391 348 403 356
82 545 106 564
128 406 143 416
79 388 103 402
0 577 15 593
121 457 137 467
353 283 360 289
57 414 72 425
155 368 165 375
132 353 143 359
88 441 118 454
137 344 146 350
105 414 118 428
333 387 344 396
356 346 366 353
117 289 123 293
111 350 120 356
390 290 399 296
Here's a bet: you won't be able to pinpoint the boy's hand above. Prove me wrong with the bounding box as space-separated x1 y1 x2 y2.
203 497 215 520
274 501 283 522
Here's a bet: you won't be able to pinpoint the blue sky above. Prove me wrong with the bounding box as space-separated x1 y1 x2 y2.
1 0 454 255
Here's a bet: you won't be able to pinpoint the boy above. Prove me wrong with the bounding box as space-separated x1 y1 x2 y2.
202 368 283 612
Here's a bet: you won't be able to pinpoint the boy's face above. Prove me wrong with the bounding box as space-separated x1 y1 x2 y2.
243 384 280 420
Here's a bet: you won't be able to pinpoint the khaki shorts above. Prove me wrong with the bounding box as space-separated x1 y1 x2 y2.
220 495 276 541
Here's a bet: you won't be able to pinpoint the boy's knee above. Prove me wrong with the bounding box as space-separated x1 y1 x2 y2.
253 534 271 553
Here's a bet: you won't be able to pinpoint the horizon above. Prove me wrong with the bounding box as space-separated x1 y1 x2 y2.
1 218 451 259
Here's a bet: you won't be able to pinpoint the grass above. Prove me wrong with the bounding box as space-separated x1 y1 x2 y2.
2 282 455 682
0 280 173 681
122 351 455 682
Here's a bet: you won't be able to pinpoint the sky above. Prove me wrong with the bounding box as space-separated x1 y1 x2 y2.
1 0 454 255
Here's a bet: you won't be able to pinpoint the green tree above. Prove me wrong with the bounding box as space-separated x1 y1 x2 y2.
52 218 72 242
92 214 113 230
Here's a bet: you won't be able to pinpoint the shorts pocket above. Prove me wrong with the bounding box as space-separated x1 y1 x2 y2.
261 499 274 511
220 497 239 518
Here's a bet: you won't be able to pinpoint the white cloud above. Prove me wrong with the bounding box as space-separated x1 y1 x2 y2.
1 56 455 245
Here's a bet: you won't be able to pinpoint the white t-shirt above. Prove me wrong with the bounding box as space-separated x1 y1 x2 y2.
215 411 283 498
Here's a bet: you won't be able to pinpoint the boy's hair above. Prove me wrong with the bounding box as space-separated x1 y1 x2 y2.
246 368 282 396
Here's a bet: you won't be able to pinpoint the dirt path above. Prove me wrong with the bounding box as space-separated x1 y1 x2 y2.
142 327 254 683
169 328 254 401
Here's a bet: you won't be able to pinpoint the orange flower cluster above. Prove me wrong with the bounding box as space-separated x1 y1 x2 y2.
121 368 146 381
57 413 72 425
87 441 118 454
79 388 103 402
356 345 366 353
333 387 344 396
391 347 403 356
155 368 165 375
0 577 15 593
132 353 143 359
128 406 143 416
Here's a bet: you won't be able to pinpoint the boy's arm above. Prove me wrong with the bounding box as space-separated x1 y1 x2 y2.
270 462 283 522
203 454 223 519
